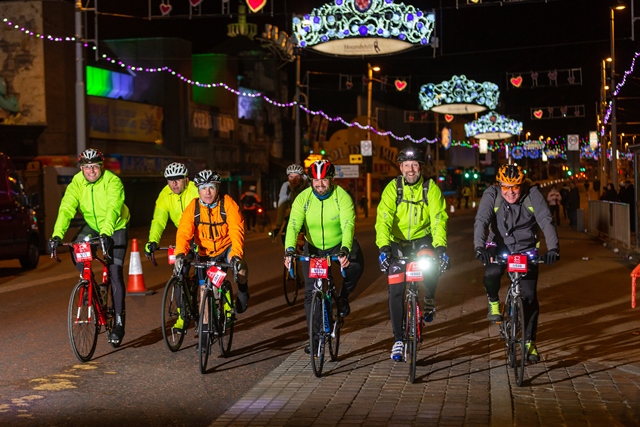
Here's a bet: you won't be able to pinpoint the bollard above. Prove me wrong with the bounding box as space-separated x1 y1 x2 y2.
630 262 640 308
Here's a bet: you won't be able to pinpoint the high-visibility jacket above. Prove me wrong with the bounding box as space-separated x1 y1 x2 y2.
148 181 199 243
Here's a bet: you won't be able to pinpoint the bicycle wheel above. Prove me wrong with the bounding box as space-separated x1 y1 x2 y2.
407 294 418 383
216 281 234 357
512 297 526 386
309 290 325 377
68 280 99 362
283 264 298 306
328 292 341 361
161 277 187 352
198 289 212 374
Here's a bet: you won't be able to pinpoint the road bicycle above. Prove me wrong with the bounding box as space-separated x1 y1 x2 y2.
288 254 344 377
150 246 200 352
52 236 117 362
256 205 272 233
494 251 545 387
394 250 449 383
192 258 236 374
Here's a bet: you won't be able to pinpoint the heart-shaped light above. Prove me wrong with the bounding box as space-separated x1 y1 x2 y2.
548 70 557 80
345 81 353 90
533 110 543 119
510 76 523 88
159 3 172 15
395 80 407 91
190 0 202 6
568 76 575 84
444 114 454 123
246 0 267 13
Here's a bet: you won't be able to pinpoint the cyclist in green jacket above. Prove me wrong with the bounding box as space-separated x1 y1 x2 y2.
375 147 449 361
49 148 130 345
144 162 199 257
283 160 364 353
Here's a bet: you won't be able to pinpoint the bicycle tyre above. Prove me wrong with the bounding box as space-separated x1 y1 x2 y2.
217 281 234 357
161 277 187 352
198 289 212 374
68 280 99 362
309 290 325 377
283 264 298 306
328 292 341 361
512 297 526 386
407 294 418 383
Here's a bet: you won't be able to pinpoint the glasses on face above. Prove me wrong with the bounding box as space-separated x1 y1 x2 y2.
500 184 520 191
82 164 101 171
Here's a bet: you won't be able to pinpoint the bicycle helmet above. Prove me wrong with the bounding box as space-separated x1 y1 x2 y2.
286 164 305 175
78 148 104 165
397 147 425 164
164 162 188 179
193 169 221 188
496 164 525 185
308 160 335 179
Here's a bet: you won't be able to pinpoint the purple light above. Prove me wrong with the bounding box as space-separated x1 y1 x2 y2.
406 14 414 21
359 26 367 36
336 0 343 5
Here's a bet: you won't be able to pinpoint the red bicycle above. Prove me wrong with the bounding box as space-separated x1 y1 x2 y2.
52 236 117 362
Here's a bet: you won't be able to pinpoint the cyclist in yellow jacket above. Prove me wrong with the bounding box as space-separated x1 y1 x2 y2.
144 162 199 257
49 148 130 345
174 170 250 314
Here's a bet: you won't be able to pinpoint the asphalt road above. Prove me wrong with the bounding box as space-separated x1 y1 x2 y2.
0 216 381 426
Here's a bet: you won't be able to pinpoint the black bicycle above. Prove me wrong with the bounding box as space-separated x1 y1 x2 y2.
193 258 236 374
395 251 448 383
289 254 344 377
495 252 545 387
150 247 200 352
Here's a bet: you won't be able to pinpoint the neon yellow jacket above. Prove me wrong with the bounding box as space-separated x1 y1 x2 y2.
52 170 129 238
148 181 199 243
375 176 448 249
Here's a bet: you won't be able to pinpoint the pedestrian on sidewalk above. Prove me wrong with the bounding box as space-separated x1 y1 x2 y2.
474 164 559 363
560 183 570 220
566 181 580 228
462 185 471 208
600 183 617 202
546 184 562 226
375 147 449 362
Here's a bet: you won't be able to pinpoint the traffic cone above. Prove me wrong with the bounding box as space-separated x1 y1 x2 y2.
127 238 155 296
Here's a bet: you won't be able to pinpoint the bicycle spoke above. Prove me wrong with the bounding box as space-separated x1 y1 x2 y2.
68 281 99 362
162 277 187 352
217 281 234 357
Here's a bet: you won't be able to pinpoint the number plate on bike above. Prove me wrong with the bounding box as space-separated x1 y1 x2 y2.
74 242 93 262
308 258 329 279
167 246 176 265
206 265 227 288
405 262 424 282
507 254 528 273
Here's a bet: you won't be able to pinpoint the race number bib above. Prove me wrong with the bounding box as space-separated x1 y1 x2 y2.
74 242 93 262
405 262 424 282
507 254 528 273
206 265 227 288
167 246 176 265
309 258 329 279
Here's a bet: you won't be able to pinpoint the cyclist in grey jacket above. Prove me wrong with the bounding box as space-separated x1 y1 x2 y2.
473 164 559 363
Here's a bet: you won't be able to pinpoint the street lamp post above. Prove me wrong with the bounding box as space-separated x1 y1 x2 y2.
610 3 626 189
366 63 380 211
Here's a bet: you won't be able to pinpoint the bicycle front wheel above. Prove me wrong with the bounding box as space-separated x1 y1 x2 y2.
283 265 298 306
161 276 187 352
512 297 526 386
68 280 99 362
328 292 341 361
217 281 234 357
407 294 418 383
309 290 325 377
198 289 212 374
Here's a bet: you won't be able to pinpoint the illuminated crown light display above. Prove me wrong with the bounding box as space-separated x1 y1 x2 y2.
419 75 499 114
464 111 522 140
1 16 633 158
292 0 435 54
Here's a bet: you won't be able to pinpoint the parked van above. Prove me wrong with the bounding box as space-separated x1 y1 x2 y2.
0 153 41 269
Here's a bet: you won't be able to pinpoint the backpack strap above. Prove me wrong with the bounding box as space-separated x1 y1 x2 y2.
396 176 430 206
194 196 227 228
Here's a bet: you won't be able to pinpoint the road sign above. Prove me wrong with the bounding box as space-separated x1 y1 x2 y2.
567 134 580 151
334 165 360 179
361 140 372 156
350 154 363 164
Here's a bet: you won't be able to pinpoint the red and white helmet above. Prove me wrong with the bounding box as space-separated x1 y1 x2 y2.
308 160 335 179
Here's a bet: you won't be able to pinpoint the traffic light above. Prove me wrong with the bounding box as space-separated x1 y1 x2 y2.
464 170 470 179
320 148 326 155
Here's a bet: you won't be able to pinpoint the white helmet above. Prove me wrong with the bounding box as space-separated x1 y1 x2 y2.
286 164 304 175
164 162 188 179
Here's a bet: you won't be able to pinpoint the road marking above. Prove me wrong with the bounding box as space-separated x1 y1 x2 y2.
0 272 80 295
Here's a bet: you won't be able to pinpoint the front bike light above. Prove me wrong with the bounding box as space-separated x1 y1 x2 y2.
417 257 432 271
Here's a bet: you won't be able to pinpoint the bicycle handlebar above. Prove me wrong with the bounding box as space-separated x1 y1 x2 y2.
491 254 548 265
286 254 346 279
148 245 175 267
50 235 109 263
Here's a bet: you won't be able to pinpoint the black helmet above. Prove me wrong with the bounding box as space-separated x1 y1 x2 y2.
397 148 425 164
78 148 104 165
193 169 221 188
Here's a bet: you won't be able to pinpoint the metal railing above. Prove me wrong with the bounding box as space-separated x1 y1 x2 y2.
587 200 631 248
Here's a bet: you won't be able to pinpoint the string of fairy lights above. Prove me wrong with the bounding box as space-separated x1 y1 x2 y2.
2 16 638 157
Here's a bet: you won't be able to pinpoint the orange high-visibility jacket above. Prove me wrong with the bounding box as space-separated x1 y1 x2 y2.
175 195 245 260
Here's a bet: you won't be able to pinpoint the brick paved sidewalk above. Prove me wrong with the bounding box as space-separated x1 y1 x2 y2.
212 220 640 427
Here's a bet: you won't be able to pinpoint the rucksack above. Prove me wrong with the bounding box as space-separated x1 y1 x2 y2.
396 176 430 206
193 196 227 228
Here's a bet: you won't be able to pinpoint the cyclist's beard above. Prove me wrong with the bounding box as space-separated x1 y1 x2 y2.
403 172 420 185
